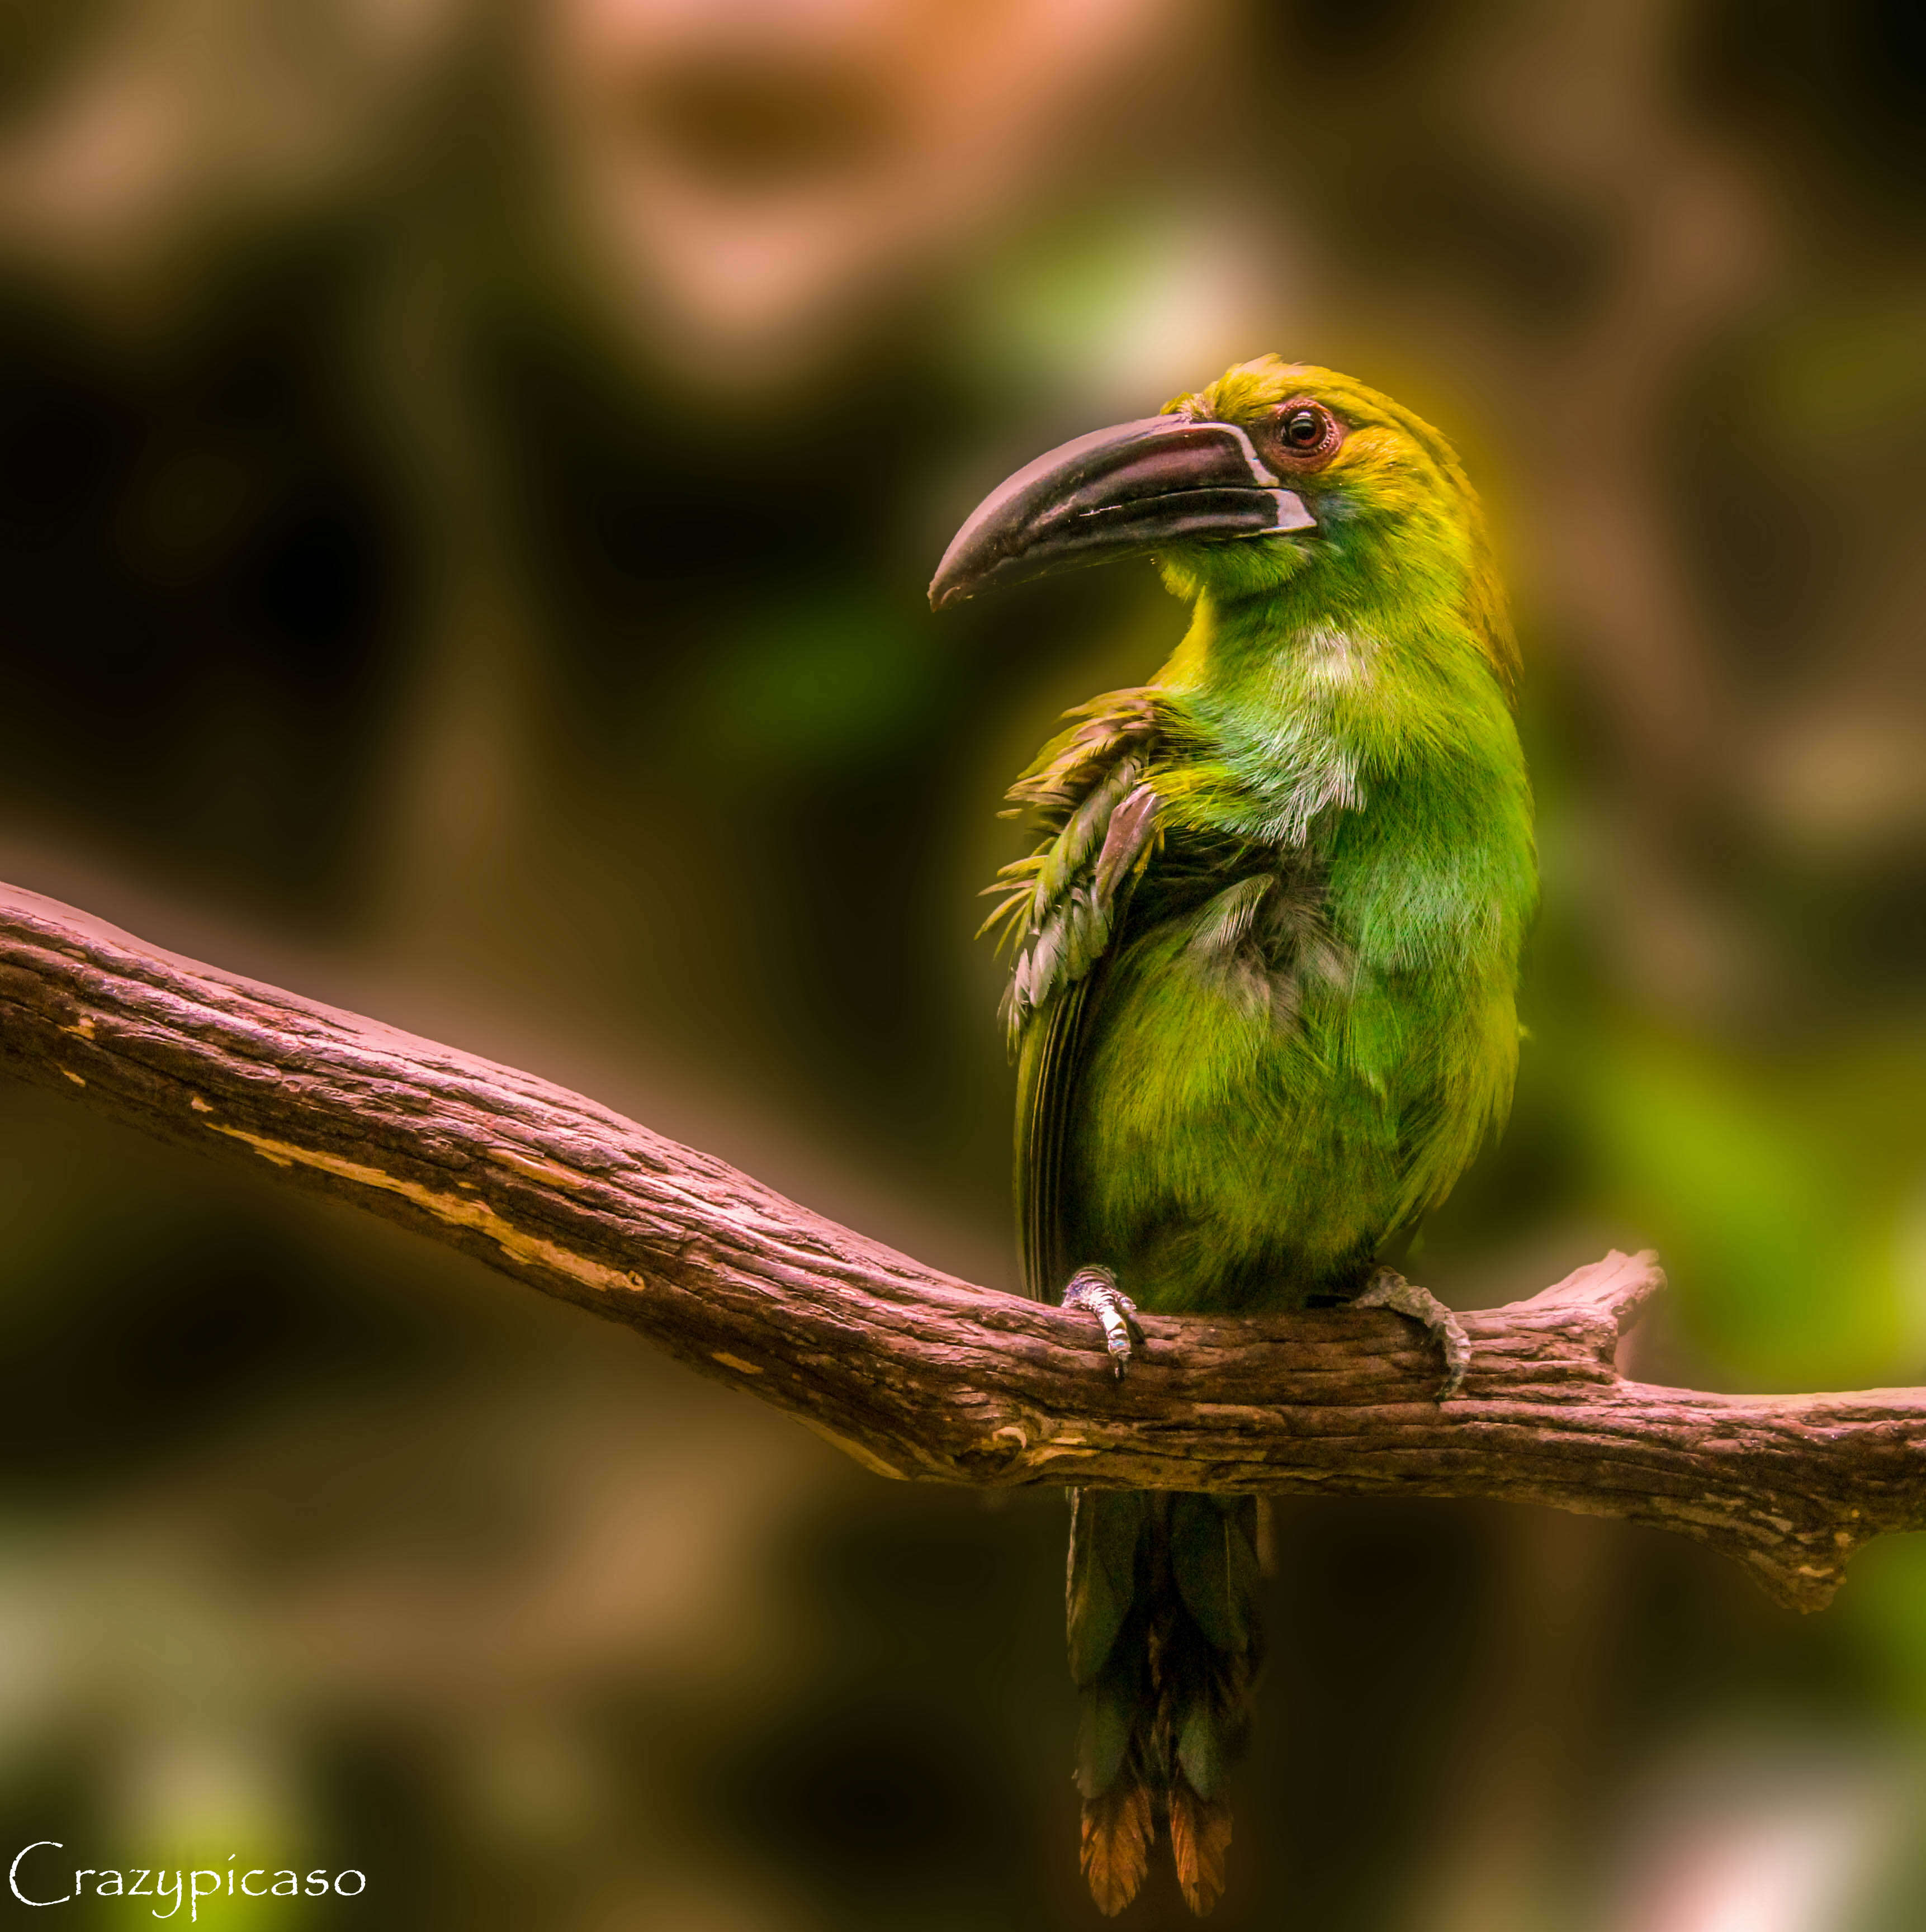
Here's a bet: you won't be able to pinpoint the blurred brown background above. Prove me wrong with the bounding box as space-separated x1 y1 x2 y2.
2 0 1925 1926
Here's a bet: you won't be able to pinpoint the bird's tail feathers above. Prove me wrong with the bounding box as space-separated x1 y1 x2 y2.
1067 1489 1264 1916
1080 1776 1154 1916
1168 1786 1236 1917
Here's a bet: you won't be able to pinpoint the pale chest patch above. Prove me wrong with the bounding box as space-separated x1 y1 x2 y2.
1301 625 1381 693
1236 627 1382 847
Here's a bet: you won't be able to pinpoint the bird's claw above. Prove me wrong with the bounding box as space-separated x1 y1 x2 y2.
1353 1267 1471 1401
1063 1266 1144 1379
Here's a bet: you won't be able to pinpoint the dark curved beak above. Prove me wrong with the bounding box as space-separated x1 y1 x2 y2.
927 415 1314 610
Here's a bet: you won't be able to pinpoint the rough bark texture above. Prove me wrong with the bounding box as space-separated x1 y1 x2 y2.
0 880 1920 1612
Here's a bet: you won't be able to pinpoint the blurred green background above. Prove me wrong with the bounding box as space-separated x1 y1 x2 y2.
1 1 1925 1925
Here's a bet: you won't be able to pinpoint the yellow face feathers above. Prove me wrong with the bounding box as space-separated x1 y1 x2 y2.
1162 356 1517 688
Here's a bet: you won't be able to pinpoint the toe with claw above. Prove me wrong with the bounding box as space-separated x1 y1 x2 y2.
1353 1267 1471 1401
1062 1266 1145 1379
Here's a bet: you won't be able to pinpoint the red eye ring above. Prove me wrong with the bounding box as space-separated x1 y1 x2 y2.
1265 400 1342 467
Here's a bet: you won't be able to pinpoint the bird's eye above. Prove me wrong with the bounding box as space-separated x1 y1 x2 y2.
1280 407 1328 451
1265 400 1341 468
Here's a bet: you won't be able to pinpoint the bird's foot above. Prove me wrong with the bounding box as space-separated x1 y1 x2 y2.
1352 1267 1471 1401
1063 1266 1145 1380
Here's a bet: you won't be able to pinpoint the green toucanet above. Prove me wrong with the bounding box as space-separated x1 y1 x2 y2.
929 358 1536 1915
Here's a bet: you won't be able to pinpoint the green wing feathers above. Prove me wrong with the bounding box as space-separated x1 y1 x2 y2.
982 688 1166 1043
991 690 1166 1300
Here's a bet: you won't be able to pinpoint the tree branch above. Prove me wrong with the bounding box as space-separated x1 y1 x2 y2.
0 880 1919 1612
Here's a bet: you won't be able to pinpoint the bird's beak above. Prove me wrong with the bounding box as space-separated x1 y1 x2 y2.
928 415 1314 609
